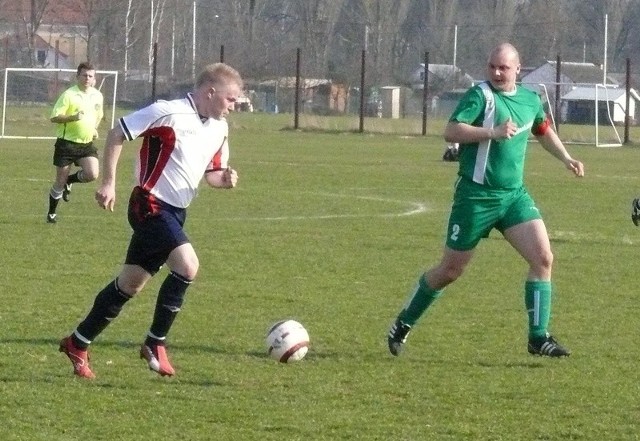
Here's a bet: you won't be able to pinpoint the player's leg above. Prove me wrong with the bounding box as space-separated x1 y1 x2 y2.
60 264 152 378
503 218 570 356
47 165 70 223
147 243 198 346
403 247 474 325
388 180 490 356
63 150 99 201
73 264 150 345
140 243 198 377
388 247 474 356
503 218 553 336
68 155 99 184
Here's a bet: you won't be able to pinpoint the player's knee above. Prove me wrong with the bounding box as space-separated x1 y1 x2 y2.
82 168 99 182
116 279 146 296
180 255 199 281
535 249 554 272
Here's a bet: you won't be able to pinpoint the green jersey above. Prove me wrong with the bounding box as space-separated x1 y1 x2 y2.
449 82 546 189
51 85 104 143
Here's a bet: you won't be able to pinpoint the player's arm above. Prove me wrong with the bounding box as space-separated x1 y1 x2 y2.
51 113 83 123
533 121 584 177
96 93 104 127
204 166 238 189
444 118 518 143
95 125 126 211
50 93 82 123
93 95 105 139
443 87 516 143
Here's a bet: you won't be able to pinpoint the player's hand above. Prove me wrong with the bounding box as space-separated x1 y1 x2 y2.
74 111 84 121
95 184 116 211
565 158 584 177
223 167 238 188
493 117 517 139
632 198 640 226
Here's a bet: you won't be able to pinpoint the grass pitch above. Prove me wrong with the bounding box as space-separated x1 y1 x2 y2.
0 112 639 440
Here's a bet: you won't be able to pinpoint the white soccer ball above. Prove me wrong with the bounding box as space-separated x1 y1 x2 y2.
266 319 310 363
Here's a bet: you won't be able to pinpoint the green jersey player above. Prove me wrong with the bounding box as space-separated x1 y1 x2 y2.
388 43 585 358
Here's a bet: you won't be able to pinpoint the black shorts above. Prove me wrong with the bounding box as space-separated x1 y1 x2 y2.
125 186 189 275
52 138 98 167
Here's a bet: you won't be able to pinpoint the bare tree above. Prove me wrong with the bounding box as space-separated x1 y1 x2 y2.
8 0 52 66
287 0 346 77
350 0 412 84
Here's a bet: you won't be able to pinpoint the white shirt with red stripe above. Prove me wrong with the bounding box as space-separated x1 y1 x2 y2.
119 94 229 208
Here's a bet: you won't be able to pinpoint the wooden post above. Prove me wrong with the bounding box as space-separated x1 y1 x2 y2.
624 57 631 145
294 48 301 129
359 50 365 133
555 54 561 135
422 51 429 136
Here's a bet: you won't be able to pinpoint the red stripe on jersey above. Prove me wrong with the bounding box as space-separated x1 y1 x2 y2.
138 127 176 191
207 136 227 171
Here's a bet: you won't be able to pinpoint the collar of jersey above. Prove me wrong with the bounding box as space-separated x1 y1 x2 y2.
186 93 209 122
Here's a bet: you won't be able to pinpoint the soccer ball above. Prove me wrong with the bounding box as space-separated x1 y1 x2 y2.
266 319 310 363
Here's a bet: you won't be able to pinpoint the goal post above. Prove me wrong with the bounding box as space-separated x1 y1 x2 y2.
594 84 623 147
1 67 119 139
521 81 624 147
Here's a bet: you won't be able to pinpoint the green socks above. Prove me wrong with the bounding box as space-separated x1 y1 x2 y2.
396 276 553 339
525 280 552 340
398 274 443 326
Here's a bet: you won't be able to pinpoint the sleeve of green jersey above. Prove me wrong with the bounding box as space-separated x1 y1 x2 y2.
448 86 485 125
533 93 546 126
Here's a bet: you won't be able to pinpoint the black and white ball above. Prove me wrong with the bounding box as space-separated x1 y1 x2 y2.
266 320 310 363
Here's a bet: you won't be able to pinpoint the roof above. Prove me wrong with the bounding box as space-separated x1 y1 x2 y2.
419 63 459 77
33 34 69 56
562 86 640 102
411 63 475 87
255 77 332 88
1 0 88 25
546 61 616 84
608 72 640 89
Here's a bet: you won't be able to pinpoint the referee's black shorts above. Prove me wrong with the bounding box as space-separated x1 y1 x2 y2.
52 138 98 167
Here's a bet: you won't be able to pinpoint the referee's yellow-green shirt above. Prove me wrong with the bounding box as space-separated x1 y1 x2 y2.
51 85 104 143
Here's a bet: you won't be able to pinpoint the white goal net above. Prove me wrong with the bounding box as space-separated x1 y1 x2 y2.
521 81 624 147
1 68 119 139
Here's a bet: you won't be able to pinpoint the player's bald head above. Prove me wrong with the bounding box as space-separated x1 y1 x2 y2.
489 43 520 64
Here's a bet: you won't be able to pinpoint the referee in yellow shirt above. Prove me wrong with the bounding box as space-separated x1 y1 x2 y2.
47 62 104 223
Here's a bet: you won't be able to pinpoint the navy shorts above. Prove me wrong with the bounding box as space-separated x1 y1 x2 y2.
125 186 189 275
53 138 98 167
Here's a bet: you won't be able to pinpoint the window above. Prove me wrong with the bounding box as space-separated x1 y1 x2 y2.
36 49 46 65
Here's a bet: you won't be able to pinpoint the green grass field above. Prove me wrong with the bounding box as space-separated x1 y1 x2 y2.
0 112 639 440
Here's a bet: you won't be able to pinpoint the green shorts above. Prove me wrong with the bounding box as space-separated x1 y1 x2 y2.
445 177 542 251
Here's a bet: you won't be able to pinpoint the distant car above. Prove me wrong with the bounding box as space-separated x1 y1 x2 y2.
235 95 253 112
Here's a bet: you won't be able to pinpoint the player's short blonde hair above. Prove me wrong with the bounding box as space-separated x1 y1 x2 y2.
196 63 243 90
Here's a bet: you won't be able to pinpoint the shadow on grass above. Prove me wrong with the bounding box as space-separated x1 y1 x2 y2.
2 337 552 370
0 337 229 354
